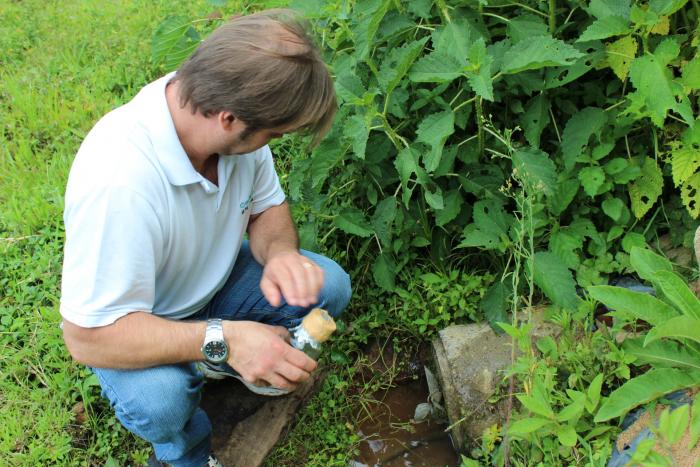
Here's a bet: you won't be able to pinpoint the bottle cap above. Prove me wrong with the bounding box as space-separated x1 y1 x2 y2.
301 308 336 343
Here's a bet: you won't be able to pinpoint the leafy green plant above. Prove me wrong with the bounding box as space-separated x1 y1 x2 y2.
589 246 700 423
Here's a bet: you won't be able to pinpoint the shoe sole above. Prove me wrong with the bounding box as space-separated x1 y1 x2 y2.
197 362 291 397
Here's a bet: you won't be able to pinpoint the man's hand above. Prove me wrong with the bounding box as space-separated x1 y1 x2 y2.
260 250 324 307
224 320 317 390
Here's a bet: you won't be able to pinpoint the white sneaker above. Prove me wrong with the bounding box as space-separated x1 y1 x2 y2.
196 361 291 397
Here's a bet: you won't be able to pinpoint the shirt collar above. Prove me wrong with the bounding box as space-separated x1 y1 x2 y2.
136 72 202 187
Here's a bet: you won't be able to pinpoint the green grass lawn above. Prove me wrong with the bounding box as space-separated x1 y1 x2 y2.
0 1 309 465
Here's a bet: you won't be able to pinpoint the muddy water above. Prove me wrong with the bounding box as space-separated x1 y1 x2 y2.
352 379 459 467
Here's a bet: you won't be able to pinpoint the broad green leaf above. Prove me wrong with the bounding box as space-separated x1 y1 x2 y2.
507 14 548 43
652 270 700 319
631 4 661 27
681 172 700 218
371 197 397 247
658 405 689 444
501 36 584 74
577 16 630 42
630 246 674 283
518 381 555 418
670 140 700 186
547 178 579 215
432 21 472 64
549 229 583 268
424 186 444 210
373 253 395 290
335 73 366 103
602 197 625 221
162 39 200 71
649 0 689 15
558 392 586 422
353 0 391 60
545 44 606 89
460 199 512 252
344 115 369 159
589 0 631 19
521 94 550 148
557 425 578 447
579 166 606 197
435 189 463 226
629 158 663 218
624 337 700 370
531 251 580 310
561 107 607 171
628 39 690 127
606 35 638 81
645 316 700 348
152 16 199 70
416 110 455 172
690 396 700 448
682 56 700 89
407 0 432 18
512 148 557 194
334 208 373 237
587 285 677 325
595 368 700 422
409 52 464 83
466 39 494 101
481 281 511 327
508 417 552 435
622 232 648 253
587 374 605 412
650 15 671 35
394 146 429 205
378 38 428 94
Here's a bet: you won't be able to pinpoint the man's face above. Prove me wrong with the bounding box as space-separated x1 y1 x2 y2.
219 115 293 155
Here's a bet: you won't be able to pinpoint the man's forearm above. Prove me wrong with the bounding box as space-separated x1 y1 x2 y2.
247 201 299 265
62 312 207 369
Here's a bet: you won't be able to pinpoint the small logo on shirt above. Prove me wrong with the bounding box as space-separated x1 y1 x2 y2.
240 194 253 214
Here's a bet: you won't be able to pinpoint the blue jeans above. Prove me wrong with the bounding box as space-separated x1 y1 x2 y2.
90 242 351 467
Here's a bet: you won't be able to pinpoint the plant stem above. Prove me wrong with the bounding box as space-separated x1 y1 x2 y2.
549 0 556 35
483 2 549 18
476 97 485 158
454 95 477 112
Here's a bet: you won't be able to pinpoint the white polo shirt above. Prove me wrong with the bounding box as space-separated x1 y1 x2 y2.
60 73 286 328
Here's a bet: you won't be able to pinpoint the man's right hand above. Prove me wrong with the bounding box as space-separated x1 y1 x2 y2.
223 320 317 391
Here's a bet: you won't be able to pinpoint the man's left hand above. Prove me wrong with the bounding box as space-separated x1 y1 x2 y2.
260 250 324 307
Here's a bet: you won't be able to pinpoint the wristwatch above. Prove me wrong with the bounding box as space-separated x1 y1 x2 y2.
201 319 228 364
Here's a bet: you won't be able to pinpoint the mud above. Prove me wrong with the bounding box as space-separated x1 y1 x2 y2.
352 379 459 467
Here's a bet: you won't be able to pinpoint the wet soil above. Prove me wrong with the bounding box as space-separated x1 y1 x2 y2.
352 378 459 467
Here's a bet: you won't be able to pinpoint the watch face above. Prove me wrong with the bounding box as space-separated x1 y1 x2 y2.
203 341 227 362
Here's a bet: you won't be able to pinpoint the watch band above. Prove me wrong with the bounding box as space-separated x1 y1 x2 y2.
206 318 224 342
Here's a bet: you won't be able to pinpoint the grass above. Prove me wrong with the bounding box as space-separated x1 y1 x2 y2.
0 1 280 465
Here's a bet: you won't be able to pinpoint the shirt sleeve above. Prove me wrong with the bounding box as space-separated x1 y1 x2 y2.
250 145 286 215
60 185 164 328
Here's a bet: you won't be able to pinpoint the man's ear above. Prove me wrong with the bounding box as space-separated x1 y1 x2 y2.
218 111 236 131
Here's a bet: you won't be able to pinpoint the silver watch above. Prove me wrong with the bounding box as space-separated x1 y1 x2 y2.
201 319 228 364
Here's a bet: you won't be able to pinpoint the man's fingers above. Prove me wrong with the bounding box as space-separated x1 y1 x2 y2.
284 346 317 373
265 374 298 391
276 361 311 384
301 260 323 304
260 275 282 307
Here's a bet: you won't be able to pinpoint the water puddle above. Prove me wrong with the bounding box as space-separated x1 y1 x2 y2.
352 379 459 467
